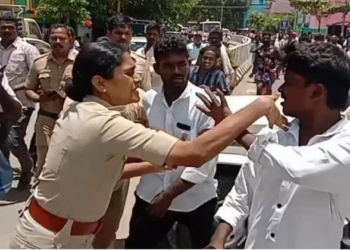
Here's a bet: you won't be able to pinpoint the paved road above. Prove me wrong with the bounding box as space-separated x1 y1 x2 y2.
0 74 284 248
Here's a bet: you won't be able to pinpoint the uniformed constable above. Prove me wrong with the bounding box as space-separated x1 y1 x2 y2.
25 24 76 179
106 14 151 126
9 41 281 249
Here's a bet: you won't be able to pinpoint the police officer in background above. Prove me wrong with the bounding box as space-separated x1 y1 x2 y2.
25 24 76 179
106 14 151 125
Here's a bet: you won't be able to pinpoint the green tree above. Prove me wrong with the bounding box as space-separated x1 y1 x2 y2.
36 0 90 23
290 0 336 32
249 10 265 31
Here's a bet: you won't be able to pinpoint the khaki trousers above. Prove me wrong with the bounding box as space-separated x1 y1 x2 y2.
9 210 94 249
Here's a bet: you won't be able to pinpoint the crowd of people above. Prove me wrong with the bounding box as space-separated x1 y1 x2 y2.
1 13 350 250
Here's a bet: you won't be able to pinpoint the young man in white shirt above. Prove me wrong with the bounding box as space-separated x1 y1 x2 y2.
125 37 218 249
206 42 350 248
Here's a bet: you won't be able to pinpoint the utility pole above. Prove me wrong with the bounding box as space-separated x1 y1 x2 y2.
341 0 349 37
220 0 224 23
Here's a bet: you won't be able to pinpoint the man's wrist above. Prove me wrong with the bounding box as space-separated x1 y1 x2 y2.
256 96 274 115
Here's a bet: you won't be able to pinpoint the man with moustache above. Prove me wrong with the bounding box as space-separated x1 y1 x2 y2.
125 37 218 249
25 24 76 179
105 15 151 126
208 42 350 249
187 32 207 61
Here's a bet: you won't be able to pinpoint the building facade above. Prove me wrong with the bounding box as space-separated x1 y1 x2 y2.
244 0 268 28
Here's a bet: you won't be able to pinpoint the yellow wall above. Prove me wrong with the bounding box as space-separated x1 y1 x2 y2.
0 0 15 4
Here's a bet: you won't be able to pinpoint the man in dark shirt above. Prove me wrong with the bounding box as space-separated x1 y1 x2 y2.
189 46 230 95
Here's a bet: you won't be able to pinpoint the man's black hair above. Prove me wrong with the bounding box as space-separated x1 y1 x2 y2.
283 42 350 110
262 32 272 37
314 33 325 42
154 36 189 63
67 26 76 37
201 45 221 59
50 24 71 36
209 28 223 39
298 35 310 44
146 23 161 34
107 14 133 32
0 16 18 28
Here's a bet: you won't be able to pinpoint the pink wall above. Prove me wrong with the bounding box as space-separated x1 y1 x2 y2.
309 12 350 28
271 0 350 28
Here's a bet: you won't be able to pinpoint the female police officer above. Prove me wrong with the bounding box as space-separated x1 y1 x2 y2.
10 41 281 249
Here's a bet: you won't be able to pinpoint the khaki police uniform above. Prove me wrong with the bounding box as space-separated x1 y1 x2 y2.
9 95 179 249
131 51 151 92
25 51 76 178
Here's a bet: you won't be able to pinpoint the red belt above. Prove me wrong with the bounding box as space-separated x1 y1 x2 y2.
28 199 100 236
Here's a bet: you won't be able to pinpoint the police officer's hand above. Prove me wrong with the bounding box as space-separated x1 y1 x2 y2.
38 89 59 103
147 192 173 218
196 86 231 125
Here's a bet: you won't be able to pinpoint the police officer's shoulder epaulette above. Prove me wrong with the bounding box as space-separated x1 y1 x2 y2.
34 53 50 62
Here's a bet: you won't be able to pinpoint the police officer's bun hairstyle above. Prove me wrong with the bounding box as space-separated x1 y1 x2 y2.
107 14 133 32
65 42 127 102
154 36 189 64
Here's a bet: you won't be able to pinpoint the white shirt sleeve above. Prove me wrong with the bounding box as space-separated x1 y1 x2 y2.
0 75 22 112
180 111 216 184
248 131 350 194
215 160 257 235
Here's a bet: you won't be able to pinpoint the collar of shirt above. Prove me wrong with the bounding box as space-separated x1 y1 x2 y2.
47 50 76 63
83 95 112 108
159 81 193 107
0 37 21 51
286 115 347 145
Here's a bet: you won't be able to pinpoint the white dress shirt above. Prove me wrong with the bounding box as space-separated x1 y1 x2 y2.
187 42 208 61
0 75 21 113
0 37 40 108
216 118 350 248
136 82 218 212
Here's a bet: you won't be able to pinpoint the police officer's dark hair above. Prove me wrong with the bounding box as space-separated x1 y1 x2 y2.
107 14 133 32
209 28 223 39
50 24 71 37
146 23 161 34
283 42 350 110
65 42 127 102
201 45 221 59
154 36 189 64
0 16 18 29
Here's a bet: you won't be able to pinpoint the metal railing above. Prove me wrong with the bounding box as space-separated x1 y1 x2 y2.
228 35 252 68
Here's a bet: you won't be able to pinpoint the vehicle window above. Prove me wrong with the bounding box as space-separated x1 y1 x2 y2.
203 23 220 33
26 40 51 54
130 42 146 52
28 21 42 40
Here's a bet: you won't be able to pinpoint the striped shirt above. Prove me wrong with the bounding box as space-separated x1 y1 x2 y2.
189 65 230 95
